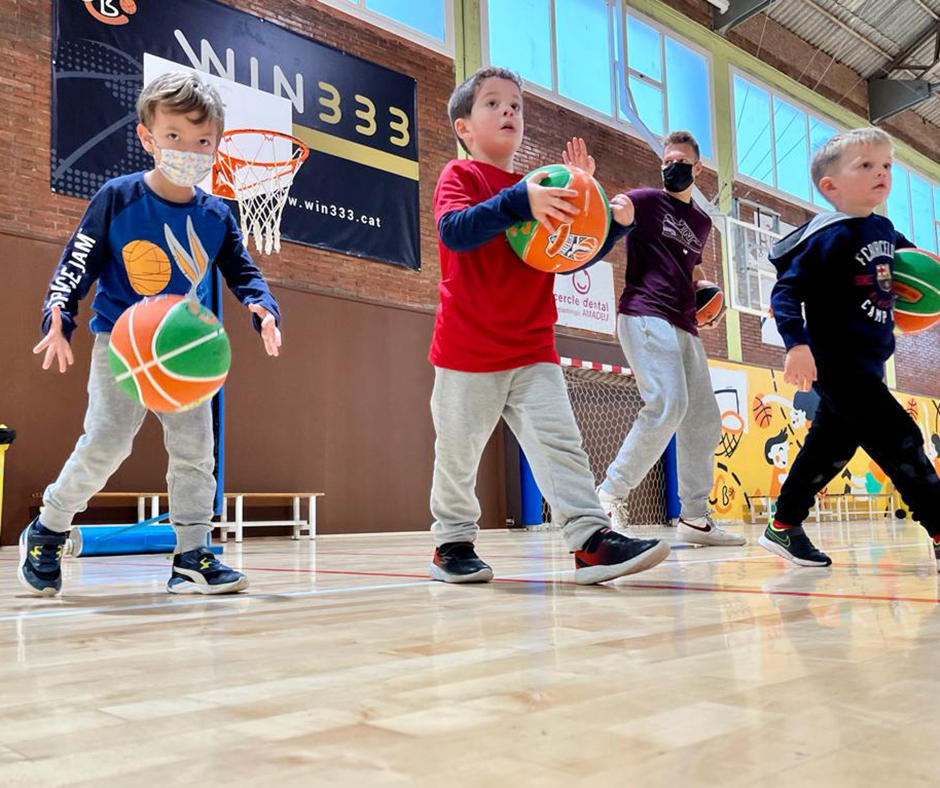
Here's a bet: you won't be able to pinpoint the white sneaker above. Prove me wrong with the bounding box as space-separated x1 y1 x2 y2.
677 514 747 546
597 486 631 532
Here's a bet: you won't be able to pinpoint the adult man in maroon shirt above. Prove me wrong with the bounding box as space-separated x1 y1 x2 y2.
597 131 745 547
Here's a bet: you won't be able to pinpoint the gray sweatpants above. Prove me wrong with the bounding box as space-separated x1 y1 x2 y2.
600 315 720 520
430 363 607 551
41 334 215 553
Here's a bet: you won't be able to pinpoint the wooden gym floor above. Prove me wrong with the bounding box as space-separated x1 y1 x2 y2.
0 519 938 787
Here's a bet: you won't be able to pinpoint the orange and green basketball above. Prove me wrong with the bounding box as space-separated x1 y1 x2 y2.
506 165 610 274
893 248 940 334
108 295 231 412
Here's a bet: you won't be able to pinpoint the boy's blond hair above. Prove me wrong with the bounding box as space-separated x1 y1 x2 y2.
137 72 225 136
811 127 893 187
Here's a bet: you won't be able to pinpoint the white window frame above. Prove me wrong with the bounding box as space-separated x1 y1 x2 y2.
729 66 841 214
623 8 717 164
318 0 455 57
480 0 716 168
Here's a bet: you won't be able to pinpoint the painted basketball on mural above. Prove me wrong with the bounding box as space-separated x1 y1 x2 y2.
893 248 940 334
108 295 231 412
506 165 610 274
122 240 173 296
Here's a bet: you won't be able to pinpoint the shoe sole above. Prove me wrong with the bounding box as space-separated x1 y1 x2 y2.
677 526 747 547
167 575 250 595
758 534 831 567
574 540 670 585
18 528 60 597
428 563 494 583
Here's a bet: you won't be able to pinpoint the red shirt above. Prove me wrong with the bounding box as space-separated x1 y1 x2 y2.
430 159 560 372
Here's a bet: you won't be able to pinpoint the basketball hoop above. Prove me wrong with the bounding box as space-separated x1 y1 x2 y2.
717 410 745 458
213 129 309 255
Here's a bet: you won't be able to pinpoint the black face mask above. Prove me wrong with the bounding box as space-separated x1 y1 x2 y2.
662 161 695 192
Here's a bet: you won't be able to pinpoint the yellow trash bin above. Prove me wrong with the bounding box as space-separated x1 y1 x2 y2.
0 425 15 546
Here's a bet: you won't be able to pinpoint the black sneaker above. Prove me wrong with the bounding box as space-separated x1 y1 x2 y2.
759 524 832 567
573 527 669 585
430 542 493 583
167 547 249 594
18 518 68 597
933 539 940 574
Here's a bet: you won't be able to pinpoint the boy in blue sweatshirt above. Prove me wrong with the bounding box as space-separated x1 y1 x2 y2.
761 127 940 570
21 72 281 596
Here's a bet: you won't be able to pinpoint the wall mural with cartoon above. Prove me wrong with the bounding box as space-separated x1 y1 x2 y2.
706 360 940 522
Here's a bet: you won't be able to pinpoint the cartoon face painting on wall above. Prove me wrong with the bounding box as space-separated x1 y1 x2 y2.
763 429 790 498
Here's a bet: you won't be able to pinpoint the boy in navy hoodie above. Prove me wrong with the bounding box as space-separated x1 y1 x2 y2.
761 127 940 570
22 72 281 596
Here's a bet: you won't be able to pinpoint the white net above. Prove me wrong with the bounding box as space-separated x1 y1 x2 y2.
540 360 668 528
214 130 308 256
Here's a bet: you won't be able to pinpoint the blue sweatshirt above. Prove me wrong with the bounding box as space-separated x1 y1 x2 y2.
438 180 633 262
769 212 912 380
43 172 280 341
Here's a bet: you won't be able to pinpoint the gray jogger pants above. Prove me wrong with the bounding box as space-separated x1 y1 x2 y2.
600 314 720 520
430 363 607 551
40 334 215 553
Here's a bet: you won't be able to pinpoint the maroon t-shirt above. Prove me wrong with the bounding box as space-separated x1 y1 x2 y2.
618 188 712 335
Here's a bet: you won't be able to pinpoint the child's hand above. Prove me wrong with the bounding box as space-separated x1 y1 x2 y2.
610 193 635 227
562 137 596 177
33 305 74 373
526 171 579 234
784 344 816 391
248 304 281 357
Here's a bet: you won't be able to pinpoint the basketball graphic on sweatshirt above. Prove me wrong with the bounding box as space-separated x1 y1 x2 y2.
122 240 172 295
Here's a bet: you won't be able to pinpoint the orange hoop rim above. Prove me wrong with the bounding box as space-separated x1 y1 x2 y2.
215 128 310 170
720 410 745 435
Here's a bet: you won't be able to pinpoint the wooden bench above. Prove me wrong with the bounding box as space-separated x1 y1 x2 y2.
32 491 323 542
218 493 323 542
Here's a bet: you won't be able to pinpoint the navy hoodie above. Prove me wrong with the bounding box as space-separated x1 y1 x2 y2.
769 212 912 381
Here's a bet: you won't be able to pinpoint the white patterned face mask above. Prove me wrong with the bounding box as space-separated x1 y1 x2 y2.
151 142 215 187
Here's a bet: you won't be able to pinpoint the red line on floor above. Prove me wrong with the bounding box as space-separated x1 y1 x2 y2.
78 562 940 604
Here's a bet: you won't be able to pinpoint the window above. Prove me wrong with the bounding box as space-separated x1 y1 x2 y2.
321 0 453 53
887 163 940 253
485 2 714 159
623 16 713 158
732 73 839 208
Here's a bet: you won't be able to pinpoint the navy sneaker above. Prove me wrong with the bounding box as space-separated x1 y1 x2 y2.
573 527 669 585
759 524 832 567
18 518 68 597
167 547 249 595
430 542 494 583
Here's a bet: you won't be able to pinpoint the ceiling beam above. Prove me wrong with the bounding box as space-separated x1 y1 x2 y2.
884 21 940 73
713 0 776 34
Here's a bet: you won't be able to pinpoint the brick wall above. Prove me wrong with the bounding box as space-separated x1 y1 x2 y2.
2 0 937 393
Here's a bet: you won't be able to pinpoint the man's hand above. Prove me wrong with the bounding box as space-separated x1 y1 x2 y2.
526 171 579 234
248 304 281 357
561 137 596 177
784 344 816 392
33 305 74 373
609 193 635 227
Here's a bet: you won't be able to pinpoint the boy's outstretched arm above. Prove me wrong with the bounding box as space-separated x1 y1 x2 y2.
771 249 815 391
215 212 282 357
36 188 112 372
